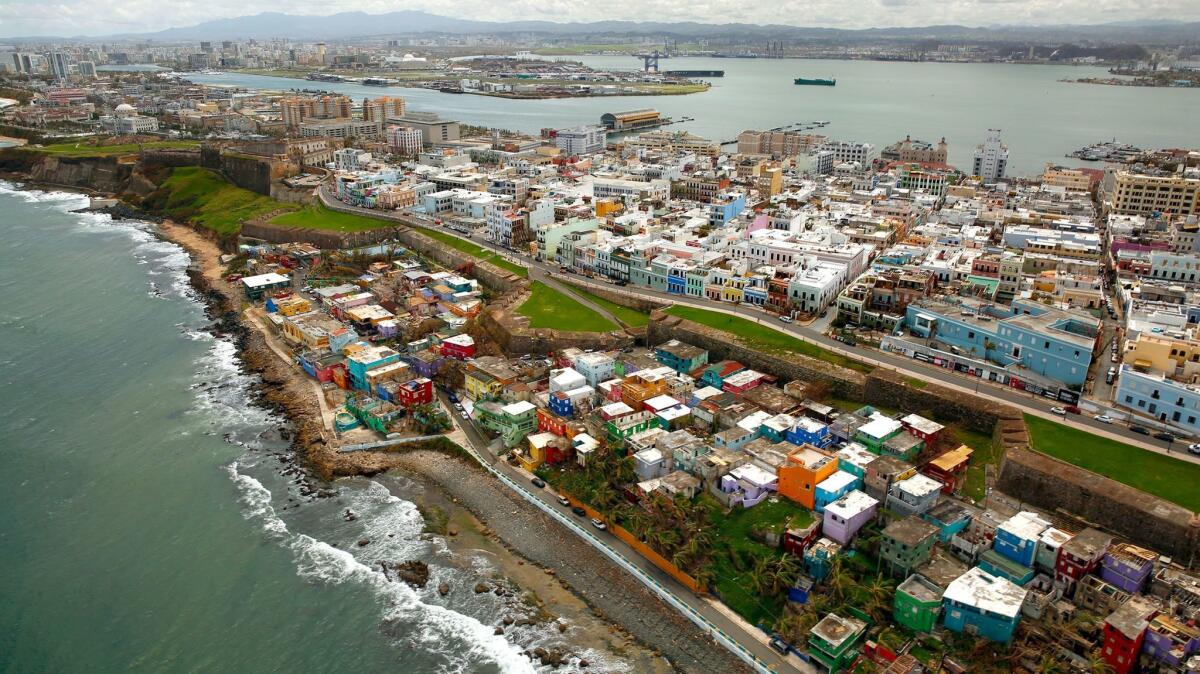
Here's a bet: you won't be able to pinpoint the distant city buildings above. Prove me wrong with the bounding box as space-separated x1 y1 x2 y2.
972 129 1009 183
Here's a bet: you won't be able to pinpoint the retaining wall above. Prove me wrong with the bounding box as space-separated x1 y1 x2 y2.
646 311 868 400
997 446 1200 563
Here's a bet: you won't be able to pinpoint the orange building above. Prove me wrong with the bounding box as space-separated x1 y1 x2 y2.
777 444 838 509
620 371 669 410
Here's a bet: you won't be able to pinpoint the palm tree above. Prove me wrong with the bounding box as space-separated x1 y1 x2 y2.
1083 652 1112 674
826 557 854 602
592 482 618 511
749 555 774 597
692 565 715 594
772 553 803 594
862 575 895 623
627 512 652 541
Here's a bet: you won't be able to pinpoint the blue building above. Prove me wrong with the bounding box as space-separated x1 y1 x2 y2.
905 297 1100 388
655 340 709 376
708 192 746 227
548 391 575 418
814 471 860 513
921 501 972 544
346 344 403 391
978 549 1036 587
993 511 1051 568
942 567 1028 643
787 417 833 449
1113 364 1200 438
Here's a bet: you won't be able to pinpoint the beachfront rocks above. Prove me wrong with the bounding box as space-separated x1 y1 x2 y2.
438 582 450 596
393 560 430 589
392 450 753 674
474 582 489 594
494 626 504 635
356 539 370 547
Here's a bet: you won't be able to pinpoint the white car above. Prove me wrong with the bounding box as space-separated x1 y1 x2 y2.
1188 443 1200 456
1050 407 1067 416
590 518 607 531
1094 414 1114 424
778 315 794 324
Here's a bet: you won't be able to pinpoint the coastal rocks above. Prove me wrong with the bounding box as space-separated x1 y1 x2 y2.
356 538 370 547
494 626 504 635
437 582 450 596
446 524 459 536
473 582 489 594
392 560 430 589
531 647 566 668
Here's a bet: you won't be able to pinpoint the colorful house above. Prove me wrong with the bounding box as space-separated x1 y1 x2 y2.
880 517 939 579
808 613 867 674
787 416 833 449
894 574 944 633
346 344 403 391
777 444 839 509
978 548 1036 586
863 455 916 502
899 413 944 446
440 334 476 360
920 501 972 543
784 519 822 557
992 511 1051 568
395 378 433 408
1102 598 1158 674
1142 614 1200 668
696 360 745 389
574 352 615 386
719 463 778 508
655 340 709 375
922 445 973 494
620 370 670 410
804 537 842 582
604 410 664 449
823 489 879 546
856 413 903 454
474 400 537 448
1100 543 1157 594
886 473 943 517
1055 528 1112 592
942 567 1028 643
835 442 876 480
814 470 860 513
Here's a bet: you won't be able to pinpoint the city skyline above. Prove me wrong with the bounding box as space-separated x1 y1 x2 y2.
4 2 1200 40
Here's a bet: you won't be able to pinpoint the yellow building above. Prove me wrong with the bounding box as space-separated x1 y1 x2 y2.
757 166 783 197
1110 170 1200 216
595 199 623 218
1125 331 1200 380
282 312 348 350
1041 164 1092 192
274 295 313 316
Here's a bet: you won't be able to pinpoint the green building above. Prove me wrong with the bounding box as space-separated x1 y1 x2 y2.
474 399 537 448
808 613 867 674
894 574 943 633
880 516 939 579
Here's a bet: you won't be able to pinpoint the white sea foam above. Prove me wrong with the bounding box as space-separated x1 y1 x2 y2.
225 464 537 674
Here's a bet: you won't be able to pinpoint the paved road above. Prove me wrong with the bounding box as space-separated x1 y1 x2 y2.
317 189 1200 462
439 391 812 674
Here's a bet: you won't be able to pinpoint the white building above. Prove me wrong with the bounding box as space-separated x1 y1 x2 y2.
556 125 608 155
820 140 878 166
333 148 372 172
592 176 670 202
972 129 1009 183
787 262 847 314
385 125 422 155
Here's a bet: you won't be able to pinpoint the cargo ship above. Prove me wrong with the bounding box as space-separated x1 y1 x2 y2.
794 77 836 86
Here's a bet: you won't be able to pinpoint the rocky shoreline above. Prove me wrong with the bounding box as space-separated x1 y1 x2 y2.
152 219 748 673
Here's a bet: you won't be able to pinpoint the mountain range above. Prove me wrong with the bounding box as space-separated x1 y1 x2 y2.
12 10 1200 44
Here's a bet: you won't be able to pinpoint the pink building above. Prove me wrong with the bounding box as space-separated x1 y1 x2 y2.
822 490 879 545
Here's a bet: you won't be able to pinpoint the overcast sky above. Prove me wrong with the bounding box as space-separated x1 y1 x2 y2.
3 0 1197 38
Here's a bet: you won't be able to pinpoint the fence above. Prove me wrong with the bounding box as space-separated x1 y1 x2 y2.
451 440 777 674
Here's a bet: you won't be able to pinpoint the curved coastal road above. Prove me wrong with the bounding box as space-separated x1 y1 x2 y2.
318 185 1199 464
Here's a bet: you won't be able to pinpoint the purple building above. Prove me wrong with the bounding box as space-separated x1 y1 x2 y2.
1141 614 1200 667
1099 544 1157 594
403 350 444 379
822 489 879 546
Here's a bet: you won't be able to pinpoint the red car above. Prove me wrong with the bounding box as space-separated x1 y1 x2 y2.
1064 405 1082 414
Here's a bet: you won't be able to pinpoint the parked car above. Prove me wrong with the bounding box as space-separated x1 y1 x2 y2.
1064 405 1082 415
1050 407 1067 416
778 315 794 324
571 506 586 517
1094 414 1114 424
615 280 627 286
590 518 607 531
530 477 546 489
768 635 790 655
1188 443 1200 456
1154 431 1176 442
556 495 570 507
1130 425 1150 435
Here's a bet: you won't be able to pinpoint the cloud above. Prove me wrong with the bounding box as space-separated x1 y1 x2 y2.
3 0 1199 37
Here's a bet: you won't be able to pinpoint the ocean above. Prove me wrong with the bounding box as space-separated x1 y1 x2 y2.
0 185 633 673
189 57 1200 176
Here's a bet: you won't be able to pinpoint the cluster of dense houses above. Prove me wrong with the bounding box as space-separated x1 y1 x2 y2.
447 335 1200 672
237 252 483 434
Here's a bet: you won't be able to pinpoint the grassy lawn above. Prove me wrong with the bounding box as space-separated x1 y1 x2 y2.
905 377 928 389
269 204 391 233
1024 414 1200 511
29 140 200 157
409 226 528 278
564 286 650 328
664 305 873 373
517 282 619 332
155 167 294 235
951 424 1001 502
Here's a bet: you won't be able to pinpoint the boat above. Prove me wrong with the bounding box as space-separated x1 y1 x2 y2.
795 77 836 86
